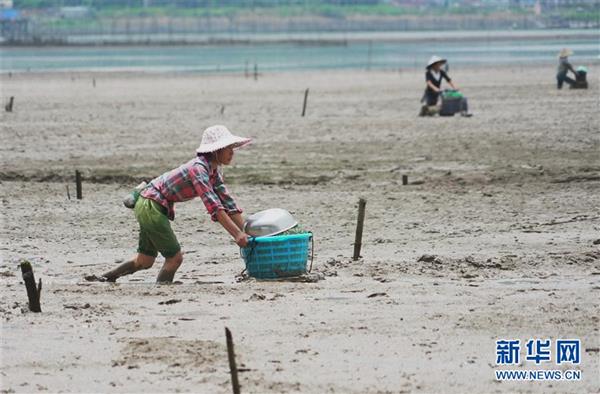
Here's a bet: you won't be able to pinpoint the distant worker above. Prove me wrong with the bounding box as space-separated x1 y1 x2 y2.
556 48 577 89
419 55 471 117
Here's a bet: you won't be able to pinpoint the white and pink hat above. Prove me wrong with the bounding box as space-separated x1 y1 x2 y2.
196 125 252 153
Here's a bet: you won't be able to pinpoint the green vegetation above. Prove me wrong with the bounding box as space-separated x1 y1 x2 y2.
556 9 600 22
68 4 530 19
12 1 530 18
93 5 274 18
12 0 599 25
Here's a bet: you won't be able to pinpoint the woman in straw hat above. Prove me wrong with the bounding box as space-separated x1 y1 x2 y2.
420 55 471 117
87 125 252 283
557 48 576 89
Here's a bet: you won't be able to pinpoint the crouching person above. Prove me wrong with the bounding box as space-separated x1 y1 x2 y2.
419 55 471 117
87 125 251 283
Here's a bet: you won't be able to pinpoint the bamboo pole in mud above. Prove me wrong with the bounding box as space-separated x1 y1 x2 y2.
75 170 82 200
402 175 408 185
301 88 309 117
225 327 241 394
5 96 14 112
20 261 42 313
353 198 367 261
253 63 258 81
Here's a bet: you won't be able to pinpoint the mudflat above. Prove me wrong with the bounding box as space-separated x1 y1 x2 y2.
1 65 599 393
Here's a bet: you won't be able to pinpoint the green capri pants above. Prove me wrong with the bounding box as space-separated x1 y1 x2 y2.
134 197 181 258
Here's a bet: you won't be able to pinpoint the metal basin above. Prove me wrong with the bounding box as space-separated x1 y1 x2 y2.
243 208 298 237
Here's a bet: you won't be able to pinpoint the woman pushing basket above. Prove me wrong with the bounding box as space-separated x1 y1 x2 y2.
419 55 472 117
86 125 251 283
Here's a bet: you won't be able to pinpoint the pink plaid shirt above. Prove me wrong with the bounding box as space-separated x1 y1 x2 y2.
140 154 242 221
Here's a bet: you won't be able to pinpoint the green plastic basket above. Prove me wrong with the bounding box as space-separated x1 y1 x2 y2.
442 89 464 99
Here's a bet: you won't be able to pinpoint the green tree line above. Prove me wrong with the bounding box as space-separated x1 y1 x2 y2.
14 0 381 8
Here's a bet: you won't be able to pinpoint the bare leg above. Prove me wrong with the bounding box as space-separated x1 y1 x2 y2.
156 251 183 283
133 253 156 270
90 253 155 282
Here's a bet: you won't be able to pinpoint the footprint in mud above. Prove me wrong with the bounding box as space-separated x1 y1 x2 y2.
114 337 226 373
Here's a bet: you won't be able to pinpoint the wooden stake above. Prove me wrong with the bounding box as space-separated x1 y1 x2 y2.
75 170 82 200
402 175 408 185
225 327 241 394
5 96 14 112
20 261 41 313
253 63 258 81
220 105 225 115
66 184 71 200
301 88 309 117
353 198 366 261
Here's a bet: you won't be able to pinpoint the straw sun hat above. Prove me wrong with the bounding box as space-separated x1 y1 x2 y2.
426 55 447 68
196 125 252 153
558 48 573 58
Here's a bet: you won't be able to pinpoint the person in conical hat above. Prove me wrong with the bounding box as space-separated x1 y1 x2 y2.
558 48 573 58
88 125 252 284
556 48 576 89
419 55 471 117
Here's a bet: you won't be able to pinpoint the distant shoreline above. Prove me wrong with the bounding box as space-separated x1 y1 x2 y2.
1 29 598 48
2 30 597 74
2 63 598 78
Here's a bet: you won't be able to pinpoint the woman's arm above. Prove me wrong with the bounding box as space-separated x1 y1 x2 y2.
443 71 458 90
216 210 248 247
190 164 247 247
213 170 243 216
229 212 245 231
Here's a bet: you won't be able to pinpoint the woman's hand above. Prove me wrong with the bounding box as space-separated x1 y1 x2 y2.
235 232 249 248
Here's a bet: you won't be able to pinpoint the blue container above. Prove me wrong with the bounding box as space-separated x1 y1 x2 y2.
241 233 312 279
